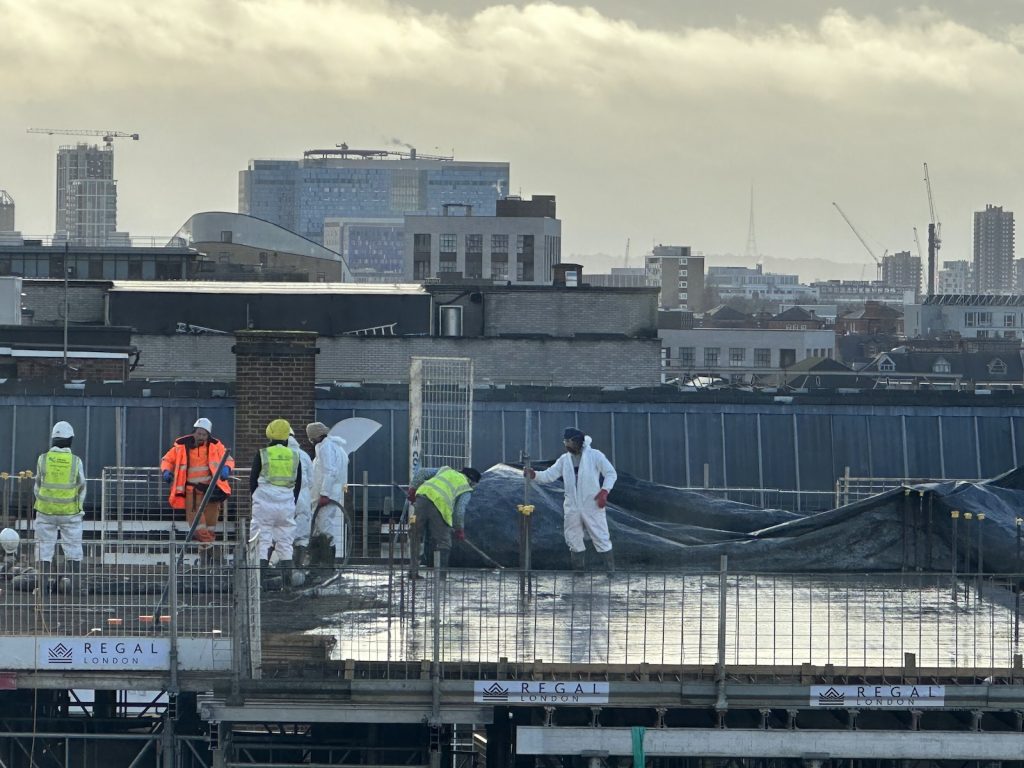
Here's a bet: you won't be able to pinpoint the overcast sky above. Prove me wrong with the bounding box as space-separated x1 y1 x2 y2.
2 0 1023 280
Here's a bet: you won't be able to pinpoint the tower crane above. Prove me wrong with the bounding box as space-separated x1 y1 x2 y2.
27 128 140 148
832 201 884 281
923 162 941 297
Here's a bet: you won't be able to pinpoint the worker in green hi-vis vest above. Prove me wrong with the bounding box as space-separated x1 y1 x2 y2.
33 421 87 594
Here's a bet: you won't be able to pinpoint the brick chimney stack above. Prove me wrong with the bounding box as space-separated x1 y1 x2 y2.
232 331 318 466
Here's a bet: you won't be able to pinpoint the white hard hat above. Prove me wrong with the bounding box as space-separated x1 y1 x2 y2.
0 527 20 555
193 418 212 432
51 421 74 440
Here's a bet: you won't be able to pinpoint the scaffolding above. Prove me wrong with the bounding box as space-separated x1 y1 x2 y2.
408 357 474 479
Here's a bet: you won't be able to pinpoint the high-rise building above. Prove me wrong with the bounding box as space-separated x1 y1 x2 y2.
239 147 510 280
937 260 973 295
881 250 922 298
646 245 705 312
974 204 1015 293
0 190 13 232
55 144 117 246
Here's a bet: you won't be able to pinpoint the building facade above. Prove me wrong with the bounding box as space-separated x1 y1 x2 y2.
0 190 13 232
55 144 118 246
706 265 804 303
938 260 973 295
403 205 561 284
810 280 907 304
646 245 705 312
906 294 1024 340
0 242 195 282
974 204 1015 293
323 217 403 281
881 250 922 299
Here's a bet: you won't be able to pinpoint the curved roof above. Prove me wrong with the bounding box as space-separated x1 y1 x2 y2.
170 212 350 279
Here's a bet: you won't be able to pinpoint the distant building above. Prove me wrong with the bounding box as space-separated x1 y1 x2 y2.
835 300 904 335
323 217 403 282
881 250 921 299
974 204 1015 293
0 190 13 232
56 143 118 246
403 198 560 284
171 212 350 281
587 267 647 288
863 344 1023 389
0 240 195 283
937 260 973 294
763 306 828 330
810 280 906 304
1014 258 1024 293
706 264 805 303
646 245 705 312
906 294 1024 340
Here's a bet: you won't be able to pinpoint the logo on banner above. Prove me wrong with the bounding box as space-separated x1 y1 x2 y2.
810 684 944 708
37 638 170 670
474 681 609 705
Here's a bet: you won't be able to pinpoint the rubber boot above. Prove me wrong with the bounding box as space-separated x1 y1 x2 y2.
293 544 307 569
598 550 616 573
570 550 586 571
36 561 52 595
61 560 83 596
279 560 294 591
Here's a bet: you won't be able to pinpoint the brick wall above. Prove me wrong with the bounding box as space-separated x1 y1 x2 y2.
482 289 658 337
22 282 108 325
15 356 127 381
232 331 318 467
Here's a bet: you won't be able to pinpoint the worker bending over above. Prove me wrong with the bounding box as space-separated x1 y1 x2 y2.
250 419 302 588
524 427 617 571
407 466 481 578
33 421 87 592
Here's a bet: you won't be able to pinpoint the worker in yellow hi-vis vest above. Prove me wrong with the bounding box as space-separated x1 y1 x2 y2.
33 421 87 593
406 466 481 578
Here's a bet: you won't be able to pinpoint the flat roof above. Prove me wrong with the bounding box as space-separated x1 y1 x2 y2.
107 281 426 295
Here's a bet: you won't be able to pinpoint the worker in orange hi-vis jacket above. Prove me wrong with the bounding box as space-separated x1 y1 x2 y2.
160 418 234 547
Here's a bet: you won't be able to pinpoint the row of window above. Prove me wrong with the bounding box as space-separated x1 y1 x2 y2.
964 311 1021 328
673 347 833 368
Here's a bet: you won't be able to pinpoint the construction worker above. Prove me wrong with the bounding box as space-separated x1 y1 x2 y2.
407 466 481 577
287 427 315 570
161 417 234 545
33 421 87 592
0 528 36 592
524 427 618 571
250 419 302 587
306 422 348 567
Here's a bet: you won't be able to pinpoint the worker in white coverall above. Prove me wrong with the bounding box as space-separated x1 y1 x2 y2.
306 421 348 565
33 421 88 592
287 428 315 569
249 419 302 588
524 427 618 571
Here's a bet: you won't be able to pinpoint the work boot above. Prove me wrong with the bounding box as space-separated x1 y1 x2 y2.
35 561 52 595
597 550 616 573
60 560 83 596
293 544 307 569
570 550 586 571
279 560 294 591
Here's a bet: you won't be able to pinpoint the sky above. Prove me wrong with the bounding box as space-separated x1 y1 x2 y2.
1 0 1023 281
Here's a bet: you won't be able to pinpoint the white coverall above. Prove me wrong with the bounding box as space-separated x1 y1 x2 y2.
33 447 87 562
288 435 315 548
532 436 617 553
310 435 349 558
252 446 301 561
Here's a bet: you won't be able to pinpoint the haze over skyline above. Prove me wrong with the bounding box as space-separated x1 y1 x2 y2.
2 0 1022 282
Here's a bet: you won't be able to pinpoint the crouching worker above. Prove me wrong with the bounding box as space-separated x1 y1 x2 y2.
250 419 302 589
33 421 87 593
407 466 481 579
0 528 37 593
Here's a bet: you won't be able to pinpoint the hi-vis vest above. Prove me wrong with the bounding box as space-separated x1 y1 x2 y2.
35 450 83 516
416 467 471 527
259 445 299 488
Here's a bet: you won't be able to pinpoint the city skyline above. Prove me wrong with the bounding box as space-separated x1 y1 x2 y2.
1 0 1022 281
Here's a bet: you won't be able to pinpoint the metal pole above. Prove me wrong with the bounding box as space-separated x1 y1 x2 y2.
977 513 985 599
168 542 179 695
362 470 369 558
950 510 959 603
964 512 974 604
431 549 442 725
715 554 728 714
1015 517 1021 647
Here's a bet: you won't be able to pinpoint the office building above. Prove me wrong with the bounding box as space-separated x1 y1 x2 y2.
239 146 510 279
0 190 13 232
706 264 804 302
881 250 921 298
974 204 1015 293
56 143 118 246
938 260 972 295
906 294 1024 340
587 267 647 288
646 245 705 312
403 198 560 284
323 218 403 281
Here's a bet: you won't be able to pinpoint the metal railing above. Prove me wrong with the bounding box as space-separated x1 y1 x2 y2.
835 471 982 506
288 563 1024 679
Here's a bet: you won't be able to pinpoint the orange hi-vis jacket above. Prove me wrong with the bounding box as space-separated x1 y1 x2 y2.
160 435 234 510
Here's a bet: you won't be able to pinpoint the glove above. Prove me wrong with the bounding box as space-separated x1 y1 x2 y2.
220 465 231 480
524 467 536 480
454 528 466 541
595 489 609 509
162 470 173 483
318 495 331 507
406 487 417 504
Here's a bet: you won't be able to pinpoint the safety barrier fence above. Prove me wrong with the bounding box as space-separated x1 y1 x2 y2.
282 564 1024 680
835 472 982 507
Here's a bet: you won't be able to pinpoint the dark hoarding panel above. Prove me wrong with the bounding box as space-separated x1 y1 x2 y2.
941 416 980 480
796 413 835 491
124 405 161 467
687 411 724 488
976 416 1014 478
905 415 943 478
14 406 50 473
472 410 504 473
759 413 796 491
613 411 650 481
0 405 11 473
723 413 760 489
867 415 905 479
830 413 872 479
650 412 687 486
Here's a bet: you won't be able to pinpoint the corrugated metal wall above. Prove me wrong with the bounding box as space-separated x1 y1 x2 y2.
3 397 1022 495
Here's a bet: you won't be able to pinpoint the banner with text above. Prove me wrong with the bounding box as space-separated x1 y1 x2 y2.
36 638 170 671
810 684 945 708
474 681 609 705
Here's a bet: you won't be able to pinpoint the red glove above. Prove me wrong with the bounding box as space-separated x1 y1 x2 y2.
318 495 331 507
454 528 466 541
524 467 536 480
406 487 417 504
595 489 609 508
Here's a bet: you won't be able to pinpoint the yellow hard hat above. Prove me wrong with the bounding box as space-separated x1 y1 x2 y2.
266 419 291 441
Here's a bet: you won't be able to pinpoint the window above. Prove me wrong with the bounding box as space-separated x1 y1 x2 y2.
491 234 509 253
729 347 746 367
932 357 951 374
977 330 990 339
413 233 431 254
879 356 896 372
754 348 771 367
704 347 720 367
988 358 1008 375
466 234 483 254
439 234 457 252
678 347 695 367
491 257 508 281
1005 314 1018 328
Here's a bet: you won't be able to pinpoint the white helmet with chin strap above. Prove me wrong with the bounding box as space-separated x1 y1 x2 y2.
0 527 20 555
